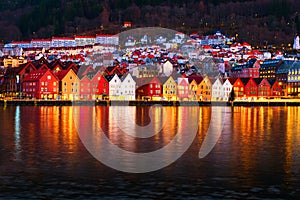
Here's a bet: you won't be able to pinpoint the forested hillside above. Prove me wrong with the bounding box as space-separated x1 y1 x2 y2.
0 0 299 47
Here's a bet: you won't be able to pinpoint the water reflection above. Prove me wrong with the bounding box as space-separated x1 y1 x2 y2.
0 106 300 198
73 106 200 173
14 106 22 161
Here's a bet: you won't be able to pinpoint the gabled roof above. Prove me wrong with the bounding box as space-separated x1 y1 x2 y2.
289 61 300 71
266 79 277 87
38 64 50 71
56 69 69 80
253 78 263 85
276 60 295 74
223 78 237 85
56 69 77 81
65 62 80 73
23 69 56 82
104 66 122 75
15 62 37 74
120 73 135 83
260 59 282 69
158 76 169 85
240 78 250 85
49 59 64 70
77 65 95 79
187 75 203 84
178 77 189 86
134 77 161 87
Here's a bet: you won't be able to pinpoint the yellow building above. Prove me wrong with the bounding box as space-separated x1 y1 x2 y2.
189 79 199 100
57 69 80 100
3 56 27 68
162 76 177 101
197 76 213 101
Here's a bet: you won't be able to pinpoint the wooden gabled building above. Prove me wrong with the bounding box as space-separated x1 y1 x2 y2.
22 69 59 99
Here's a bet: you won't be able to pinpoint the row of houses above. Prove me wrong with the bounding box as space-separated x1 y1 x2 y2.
0 57 283 101
4 57 300 100
19 66 284 101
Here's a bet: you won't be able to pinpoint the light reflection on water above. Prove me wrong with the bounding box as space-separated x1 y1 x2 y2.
0 105 300 198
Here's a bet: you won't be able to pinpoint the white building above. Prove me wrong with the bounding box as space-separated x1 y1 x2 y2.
109 74 121 100
161 61 173 77
222 79 233 101
211 78 224 101
75 36 96 46
120 73 136 100
51 37 76 48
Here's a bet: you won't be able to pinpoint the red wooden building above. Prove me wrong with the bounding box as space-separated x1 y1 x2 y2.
90 72 109 100
269 79 283 97
258 78 271 97
244 78 259 98
136 77 162 100
22 69 59 99
80 76 91 100
232 78 246 99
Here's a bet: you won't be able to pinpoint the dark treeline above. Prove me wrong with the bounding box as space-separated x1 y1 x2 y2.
0 0 299 47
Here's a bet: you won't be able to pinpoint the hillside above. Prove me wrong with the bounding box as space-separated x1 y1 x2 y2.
0 0 299 47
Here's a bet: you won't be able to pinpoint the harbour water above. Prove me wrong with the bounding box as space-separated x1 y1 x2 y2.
0 105 300 199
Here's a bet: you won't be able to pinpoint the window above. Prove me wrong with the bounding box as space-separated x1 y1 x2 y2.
47 75 51 80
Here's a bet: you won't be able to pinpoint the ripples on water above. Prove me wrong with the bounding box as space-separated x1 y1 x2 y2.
0 106 300 199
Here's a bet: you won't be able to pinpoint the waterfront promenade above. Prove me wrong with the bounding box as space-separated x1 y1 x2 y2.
1 99 300 106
